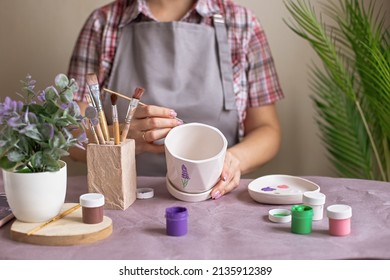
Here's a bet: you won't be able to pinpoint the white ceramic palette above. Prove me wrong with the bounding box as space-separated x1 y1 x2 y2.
248 175 320 205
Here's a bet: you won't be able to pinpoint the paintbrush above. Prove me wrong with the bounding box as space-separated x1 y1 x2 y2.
85 106 106 145
103 88 184 123
86 73 110 142
110 94 120 145
88 119 100 144
104 87 148 107
27 204 81 236
104 88 138 102
120 87 145 142
85 94 105 144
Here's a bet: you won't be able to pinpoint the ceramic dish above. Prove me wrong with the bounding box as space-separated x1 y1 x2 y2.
166 177 211 202
248 175 320 205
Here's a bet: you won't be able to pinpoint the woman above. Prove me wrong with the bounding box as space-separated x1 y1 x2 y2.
68 0 284 199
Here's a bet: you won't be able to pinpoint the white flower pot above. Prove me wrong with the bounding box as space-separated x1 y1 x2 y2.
2 161 67 223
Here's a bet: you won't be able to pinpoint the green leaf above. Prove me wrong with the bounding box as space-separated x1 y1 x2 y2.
0 156 17 170
284 0 389 181
55 74 69 89
7 150 25 162
60 88 74 103
24 127 42 141
44 86 59 102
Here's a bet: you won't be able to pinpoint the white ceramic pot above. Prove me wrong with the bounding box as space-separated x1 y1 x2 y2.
2 161 67 223
165 123 227 194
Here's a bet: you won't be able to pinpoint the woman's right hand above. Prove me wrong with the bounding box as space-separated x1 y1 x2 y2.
126 104 183 154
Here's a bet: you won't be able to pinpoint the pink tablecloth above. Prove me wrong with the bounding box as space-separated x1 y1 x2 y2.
0 175 389 260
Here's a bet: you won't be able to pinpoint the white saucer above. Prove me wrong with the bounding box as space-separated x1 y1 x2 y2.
166 177 212 202
248 174 320 205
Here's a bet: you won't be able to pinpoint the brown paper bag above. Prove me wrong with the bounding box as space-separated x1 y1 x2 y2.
87 139 136 210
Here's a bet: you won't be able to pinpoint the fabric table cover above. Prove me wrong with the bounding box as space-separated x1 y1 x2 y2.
1 175 389 260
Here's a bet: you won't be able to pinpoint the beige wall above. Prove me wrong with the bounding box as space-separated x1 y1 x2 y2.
1 0 389 177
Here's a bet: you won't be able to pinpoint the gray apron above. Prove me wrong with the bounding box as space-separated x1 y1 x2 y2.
106 14 239 176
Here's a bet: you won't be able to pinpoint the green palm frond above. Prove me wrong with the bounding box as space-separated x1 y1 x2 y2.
284 0 389 181
310 66 373 178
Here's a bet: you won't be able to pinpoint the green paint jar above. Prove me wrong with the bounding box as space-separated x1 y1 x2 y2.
291 205 313 234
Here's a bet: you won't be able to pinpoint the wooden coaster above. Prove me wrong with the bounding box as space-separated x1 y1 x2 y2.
10 203 112 246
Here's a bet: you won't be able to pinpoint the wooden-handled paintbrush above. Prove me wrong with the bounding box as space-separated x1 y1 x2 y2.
103 87 184 124
86 73 110 142
110 94 120 145
85 94 104 144
85 106 105 145
88 118 100 144
27 204 81 236
120 87 145 142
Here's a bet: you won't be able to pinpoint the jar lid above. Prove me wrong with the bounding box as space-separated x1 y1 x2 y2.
327 204 352 219
268 209 291 223
136 188 154 199
303 191 326 205
80 193 105 208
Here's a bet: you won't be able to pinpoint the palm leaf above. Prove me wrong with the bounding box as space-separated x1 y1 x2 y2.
310 66 373 178
284 0 389 181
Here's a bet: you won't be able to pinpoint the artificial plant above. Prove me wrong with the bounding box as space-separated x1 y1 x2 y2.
0 74 87 173
284 0 389 181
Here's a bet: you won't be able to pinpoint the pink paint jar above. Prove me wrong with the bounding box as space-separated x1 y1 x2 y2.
80 193 105 224
326 204 352 236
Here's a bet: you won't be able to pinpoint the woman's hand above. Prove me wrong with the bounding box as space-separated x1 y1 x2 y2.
126 104 183 154
208 104 281 199
210 150 241 199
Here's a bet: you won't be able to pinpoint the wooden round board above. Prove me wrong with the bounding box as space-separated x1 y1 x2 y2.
10 203 112 246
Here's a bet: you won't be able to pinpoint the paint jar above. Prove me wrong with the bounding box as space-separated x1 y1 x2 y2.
326 204 352 236
291 205 313 234
302 191 326 221
165 206 188 236
80 193 105 224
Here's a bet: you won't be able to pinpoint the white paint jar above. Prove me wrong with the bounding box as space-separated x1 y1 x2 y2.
302 191 326 220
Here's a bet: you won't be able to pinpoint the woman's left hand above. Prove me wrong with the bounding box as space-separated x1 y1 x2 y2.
210 150 241 199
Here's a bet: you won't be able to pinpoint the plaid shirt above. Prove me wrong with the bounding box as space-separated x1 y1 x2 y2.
68 0 284 137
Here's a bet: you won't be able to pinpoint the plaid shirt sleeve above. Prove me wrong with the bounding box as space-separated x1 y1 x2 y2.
245 13 284 107
67 9 106 101
223 1 284 136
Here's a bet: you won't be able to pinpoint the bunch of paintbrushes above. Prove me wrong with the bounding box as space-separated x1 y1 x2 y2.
85 104 105 145
86 74 110 142
85 73 145 145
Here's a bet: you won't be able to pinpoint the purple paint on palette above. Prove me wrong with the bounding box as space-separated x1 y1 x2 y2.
261 187 276 192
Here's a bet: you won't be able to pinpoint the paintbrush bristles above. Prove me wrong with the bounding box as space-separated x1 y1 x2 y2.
86 73 99 86
133 87 145 100
110 93 118 106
